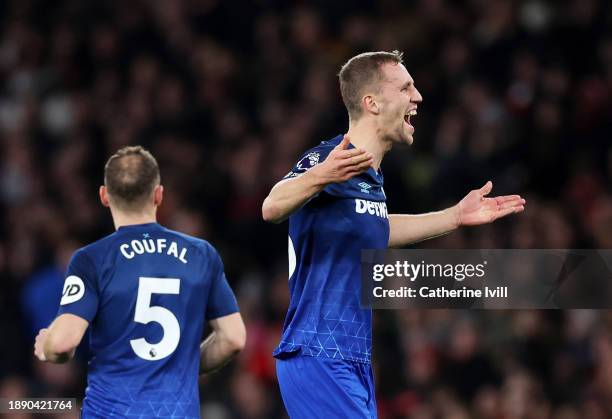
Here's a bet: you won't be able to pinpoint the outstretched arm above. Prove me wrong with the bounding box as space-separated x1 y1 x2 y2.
200 312 246 374
388 181 525 247
261 172 328 224
34 314 89 363
262 136 373 224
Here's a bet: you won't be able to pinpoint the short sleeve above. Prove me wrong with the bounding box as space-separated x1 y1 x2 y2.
205 248 239 320
56 249 99 323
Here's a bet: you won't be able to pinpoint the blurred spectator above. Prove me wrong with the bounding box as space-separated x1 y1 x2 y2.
20 239 77 341
0 0 610 418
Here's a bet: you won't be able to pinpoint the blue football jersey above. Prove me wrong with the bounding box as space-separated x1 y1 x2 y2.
273 135 390 363
57 223 238 418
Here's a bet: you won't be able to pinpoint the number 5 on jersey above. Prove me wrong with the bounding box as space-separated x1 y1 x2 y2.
130 277 181 361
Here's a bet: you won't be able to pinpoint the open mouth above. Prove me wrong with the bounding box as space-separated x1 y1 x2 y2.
404 109 417 127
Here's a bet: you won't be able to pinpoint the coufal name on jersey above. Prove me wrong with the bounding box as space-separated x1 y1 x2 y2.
355 199 388 218
120 238 188 263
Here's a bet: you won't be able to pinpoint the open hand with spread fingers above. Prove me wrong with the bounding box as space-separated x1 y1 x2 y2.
455 181 526 227
309 135 373 184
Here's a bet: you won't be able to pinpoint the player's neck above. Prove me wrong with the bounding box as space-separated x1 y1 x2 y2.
346 120 390 170
111 209 157 230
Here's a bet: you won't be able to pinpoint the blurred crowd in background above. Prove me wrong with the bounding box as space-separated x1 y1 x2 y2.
0 0 611 418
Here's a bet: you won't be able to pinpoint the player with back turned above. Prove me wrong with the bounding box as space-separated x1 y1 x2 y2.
262 51 526 418
34 146 246 418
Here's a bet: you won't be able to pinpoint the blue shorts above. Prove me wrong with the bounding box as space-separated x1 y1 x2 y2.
276 355 377 419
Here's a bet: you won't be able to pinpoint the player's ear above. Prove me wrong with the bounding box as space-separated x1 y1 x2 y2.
99 186 110 208
153 185 163 207
363 94 380 115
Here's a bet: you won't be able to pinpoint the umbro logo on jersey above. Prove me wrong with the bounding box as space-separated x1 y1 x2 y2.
355 199 388 218
358 182 372 193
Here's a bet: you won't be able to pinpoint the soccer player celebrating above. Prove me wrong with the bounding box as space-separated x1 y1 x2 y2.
34 146 245 418
262 51 525 418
